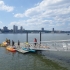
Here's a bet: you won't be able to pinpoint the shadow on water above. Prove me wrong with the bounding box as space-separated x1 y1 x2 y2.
0 47 69 70
30 52 68 70
36 50 70 70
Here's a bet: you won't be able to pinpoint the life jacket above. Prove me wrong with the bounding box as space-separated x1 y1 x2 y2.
34 38 37 42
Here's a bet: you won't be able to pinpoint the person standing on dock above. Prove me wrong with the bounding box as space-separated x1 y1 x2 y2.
12 40 14 46
34 38 37 47
12 40 16 48
8 39 10 45
18 40 20 48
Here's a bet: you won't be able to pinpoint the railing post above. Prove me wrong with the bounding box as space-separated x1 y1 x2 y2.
26 32 28 42
40 32 41 44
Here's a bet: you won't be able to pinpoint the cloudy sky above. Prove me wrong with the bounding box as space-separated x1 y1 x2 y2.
0 0 70 30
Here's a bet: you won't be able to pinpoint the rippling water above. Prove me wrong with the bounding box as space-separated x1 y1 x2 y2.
0 33 70 70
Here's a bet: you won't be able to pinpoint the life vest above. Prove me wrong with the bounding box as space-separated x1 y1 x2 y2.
34 38 37 42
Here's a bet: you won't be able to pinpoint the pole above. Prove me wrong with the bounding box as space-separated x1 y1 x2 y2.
40 32 41 44
26 32 28 42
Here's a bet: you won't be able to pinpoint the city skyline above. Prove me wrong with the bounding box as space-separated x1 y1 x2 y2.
0 25 70 33
0 0 70 30
1 25 45 30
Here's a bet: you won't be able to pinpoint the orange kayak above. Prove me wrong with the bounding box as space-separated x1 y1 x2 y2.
6 46 16 52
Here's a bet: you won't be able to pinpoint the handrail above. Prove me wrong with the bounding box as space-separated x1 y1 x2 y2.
28 39 70 44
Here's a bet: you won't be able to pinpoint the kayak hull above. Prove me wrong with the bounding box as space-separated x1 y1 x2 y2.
6 47 16 52
23 48 36 52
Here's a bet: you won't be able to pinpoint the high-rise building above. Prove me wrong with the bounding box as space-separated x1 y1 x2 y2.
52 28 54 32
13 25 18 33
16 26 18 32
41 28 44 31
20 26 23 33
13 25 15 33
20 26 23 31
3 26 8 31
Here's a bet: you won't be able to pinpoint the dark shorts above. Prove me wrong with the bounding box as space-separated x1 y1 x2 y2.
34 43 37 46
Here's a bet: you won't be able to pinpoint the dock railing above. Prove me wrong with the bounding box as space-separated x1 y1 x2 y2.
15 39 70 51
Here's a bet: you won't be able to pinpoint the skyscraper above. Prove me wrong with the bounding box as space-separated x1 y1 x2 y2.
20 26 23 31
3 26 8 31
41 28 44 31
52 28 54 32
13 25 18 33
20 26 23 33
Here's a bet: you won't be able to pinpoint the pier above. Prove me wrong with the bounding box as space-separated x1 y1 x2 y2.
3 32 70 53
14 39 70 53
9 32 70 53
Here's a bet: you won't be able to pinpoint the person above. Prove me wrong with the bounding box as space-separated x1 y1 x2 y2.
12 40 16 48
12 40 14 46
5 38 9 46
18 40 20 48
5 38 8 43
8 39 10 45
9 39 10 45
34 38 37 46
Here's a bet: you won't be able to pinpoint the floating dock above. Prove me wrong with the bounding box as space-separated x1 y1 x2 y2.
14 39 70 52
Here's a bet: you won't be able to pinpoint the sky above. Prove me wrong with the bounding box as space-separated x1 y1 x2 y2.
0 0 70 30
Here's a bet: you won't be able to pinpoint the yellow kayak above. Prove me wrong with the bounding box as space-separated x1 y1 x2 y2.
2 41 7 47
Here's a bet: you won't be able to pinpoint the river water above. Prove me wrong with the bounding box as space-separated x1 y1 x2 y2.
0 33 70 70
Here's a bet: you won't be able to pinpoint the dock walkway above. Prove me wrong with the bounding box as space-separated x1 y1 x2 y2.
15 39 70 52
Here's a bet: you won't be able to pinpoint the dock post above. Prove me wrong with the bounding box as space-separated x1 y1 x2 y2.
40 32 41 44
26 32 28 42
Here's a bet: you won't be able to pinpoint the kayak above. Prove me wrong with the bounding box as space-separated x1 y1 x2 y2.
17 49 29 54
23 48 36 52
1 41 7 47
6 46 16 52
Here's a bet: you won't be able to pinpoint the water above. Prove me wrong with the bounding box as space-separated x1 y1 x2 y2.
0 33 70 70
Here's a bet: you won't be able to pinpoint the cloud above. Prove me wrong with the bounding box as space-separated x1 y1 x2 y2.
14 0 63 18
0 21 2 24
14 13 24 18
13 0 70 30
0 21 5 29
0 0 14 12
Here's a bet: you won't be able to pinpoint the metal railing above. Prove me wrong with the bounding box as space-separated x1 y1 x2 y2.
15 39 70 51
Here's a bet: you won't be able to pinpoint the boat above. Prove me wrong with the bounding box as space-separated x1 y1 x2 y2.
1 41 7 47
23 48 36 53
17 48 29 54
6 46 16 52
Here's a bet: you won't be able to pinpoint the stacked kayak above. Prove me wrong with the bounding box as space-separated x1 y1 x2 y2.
1 41 7 47
6 46 16 52
23 48 36 53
